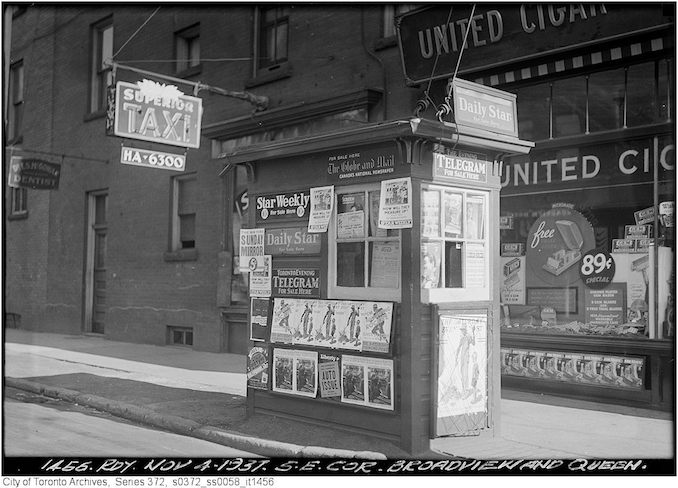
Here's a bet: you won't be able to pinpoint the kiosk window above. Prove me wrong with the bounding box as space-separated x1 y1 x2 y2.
330 185 401 301
421 185 489 301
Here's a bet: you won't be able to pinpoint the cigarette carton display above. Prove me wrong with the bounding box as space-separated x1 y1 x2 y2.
542 220 584 276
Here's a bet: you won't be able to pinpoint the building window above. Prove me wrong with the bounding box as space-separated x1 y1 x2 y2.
167 326 193 346
8 61 24 142
515 58 673 141
257 6 289 70
175 24 200 75
9 187 28 218
382 4 416 38
329 183 401 301
171 174 197 250
90 19 113 113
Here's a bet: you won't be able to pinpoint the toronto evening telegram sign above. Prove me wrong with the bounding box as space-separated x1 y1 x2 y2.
112 80 202 149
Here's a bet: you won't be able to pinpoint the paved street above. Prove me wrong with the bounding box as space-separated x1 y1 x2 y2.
3 394 256 457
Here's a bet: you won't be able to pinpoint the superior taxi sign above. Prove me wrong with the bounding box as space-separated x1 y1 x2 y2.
112 80 203 149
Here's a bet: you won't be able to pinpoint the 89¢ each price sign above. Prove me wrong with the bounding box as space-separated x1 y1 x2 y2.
121 145 186 172
579 249 616 289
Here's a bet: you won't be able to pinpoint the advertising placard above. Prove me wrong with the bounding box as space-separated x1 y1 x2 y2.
370 241 400 289
239 229 265 272
443 191 463 237
501 348 644 390
264 227 321 256
584 283 626 328
112 80 202 149
8 156 61 190
325 145 398 183
527 287 578 314
120 145 186 172
272 267 321 298
452 79 518 137
525 204 595 287
308 186 334 233
341 355 394 410
421 242 442 289
433 150 489 184
318 354 341 399
247 346 270 390
255 191 311 223
421 189 441 237
378 177 413 229
501 256 526 305
272 348 318 398
436 312 487 419
269 298 393 353
634 206 655 225
248 255 272 298
249 297 271 342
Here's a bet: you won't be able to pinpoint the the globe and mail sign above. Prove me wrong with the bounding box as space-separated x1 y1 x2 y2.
112 80 203 149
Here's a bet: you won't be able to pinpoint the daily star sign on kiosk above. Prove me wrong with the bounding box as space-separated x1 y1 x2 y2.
112 80 203 149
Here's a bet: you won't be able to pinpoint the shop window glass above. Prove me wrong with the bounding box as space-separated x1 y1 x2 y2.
657 59 672 122
626 62 657 127
330 185 401 301
516 83 550 141
553 76 586 137
588 69 625 133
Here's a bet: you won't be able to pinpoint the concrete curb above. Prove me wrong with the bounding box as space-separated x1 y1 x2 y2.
6 377 387 460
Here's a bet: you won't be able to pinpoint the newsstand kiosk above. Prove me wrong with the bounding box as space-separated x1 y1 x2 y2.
227 81 533 455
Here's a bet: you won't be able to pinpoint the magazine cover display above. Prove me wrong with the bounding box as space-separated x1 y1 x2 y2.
272 348 318 398
269 298 393 353
247 346 270 390
341 355 394 410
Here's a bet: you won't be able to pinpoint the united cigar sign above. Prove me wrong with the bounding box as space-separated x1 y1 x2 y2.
110 80 203 149
396 4 672 84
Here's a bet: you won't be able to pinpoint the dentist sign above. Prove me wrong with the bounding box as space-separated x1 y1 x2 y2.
111 80 203 149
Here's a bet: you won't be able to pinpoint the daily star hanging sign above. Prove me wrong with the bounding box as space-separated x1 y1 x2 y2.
111 80 203 149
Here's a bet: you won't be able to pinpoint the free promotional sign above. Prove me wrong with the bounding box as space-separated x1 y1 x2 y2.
112 80 202 149
120 145 186 172
8 156 61 190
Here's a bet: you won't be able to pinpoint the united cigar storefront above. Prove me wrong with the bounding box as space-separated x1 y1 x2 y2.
395 3 675 411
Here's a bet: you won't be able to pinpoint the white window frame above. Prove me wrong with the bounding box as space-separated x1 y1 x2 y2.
328 182 401 302
9 187 27 217
8 60 24 141
420 183 491 303
90 19 113 113
170 173 197 251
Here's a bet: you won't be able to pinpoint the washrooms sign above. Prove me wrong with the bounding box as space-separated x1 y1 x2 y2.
110 80 203 148
8 156 61 190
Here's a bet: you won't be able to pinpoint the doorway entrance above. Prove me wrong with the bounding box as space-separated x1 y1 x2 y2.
85 190 108 334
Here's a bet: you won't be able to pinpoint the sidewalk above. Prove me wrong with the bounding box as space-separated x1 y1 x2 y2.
3 329 675 459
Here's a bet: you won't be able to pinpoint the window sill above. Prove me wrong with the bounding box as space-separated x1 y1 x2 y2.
175 64 202 79
8 211 28 221
84 110 107 122
6 135 23 146
245 62 292 88
374 36 398 51
163 248 199 262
